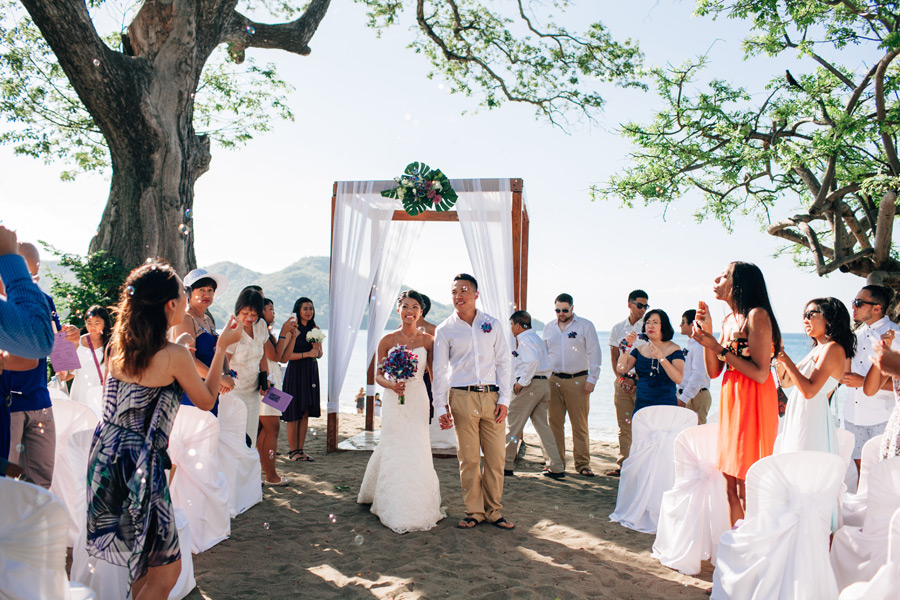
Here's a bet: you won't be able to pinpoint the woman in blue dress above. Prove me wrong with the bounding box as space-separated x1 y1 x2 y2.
85 262 241 599
616 309 685 414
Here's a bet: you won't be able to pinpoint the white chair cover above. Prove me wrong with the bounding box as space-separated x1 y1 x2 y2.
831 456 900 590
48 397 99 547
610 406 698 533
840 506 900 599
0 478 78 599
216 395 262 517
841 434 885 529
837 429 855 467
652 424 730 574
712 451 845 600
168 406 231 553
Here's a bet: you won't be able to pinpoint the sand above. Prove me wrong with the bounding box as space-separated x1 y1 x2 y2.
185 414 713 599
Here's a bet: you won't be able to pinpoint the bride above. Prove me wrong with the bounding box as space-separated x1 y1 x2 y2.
358 290 445 533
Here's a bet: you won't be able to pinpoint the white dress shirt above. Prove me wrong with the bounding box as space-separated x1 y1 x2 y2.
845 316 900 425
542 314 602 385
513 329 552 388
678 337 710 403
608 316 645 376
432 309 512 413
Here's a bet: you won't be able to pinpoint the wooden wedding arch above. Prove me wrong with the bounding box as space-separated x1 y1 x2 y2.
327 177 530 452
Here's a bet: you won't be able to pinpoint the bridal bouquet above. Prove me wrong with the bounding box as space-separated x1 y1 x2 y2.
381 161 458 216
380 345 419 404
306 328 326 344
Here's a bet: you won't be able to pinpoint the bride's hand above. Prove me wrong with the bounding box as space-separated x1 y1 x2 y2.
393 380 406 394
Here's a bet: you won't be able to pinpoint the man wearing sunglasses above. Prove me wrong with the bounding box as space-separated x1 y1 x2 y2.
542 293 602 477
606 289 649 477
841 285 899 479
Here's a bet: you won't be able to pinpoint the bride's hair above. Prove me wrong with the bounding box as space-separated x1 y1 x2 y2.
397 290 425 309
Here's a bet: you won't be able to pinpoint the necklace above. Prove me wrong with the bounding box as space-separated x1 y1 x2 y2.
399 329 417 348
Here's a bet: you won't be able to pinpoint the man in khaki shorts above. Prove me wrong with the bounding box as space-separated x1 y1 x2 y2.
543 293 602 477
677 309 711 424
434 274 514 530
607 290 648 477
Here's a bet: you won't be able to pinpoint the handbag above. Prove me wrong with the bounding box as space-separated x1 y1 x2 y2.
776 385 789 417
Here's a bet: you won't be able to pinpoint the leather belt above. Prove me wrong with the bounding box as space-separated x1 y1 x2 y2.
452 385 499 393
532 375 548 380
552 370 588 379
678 387 709 394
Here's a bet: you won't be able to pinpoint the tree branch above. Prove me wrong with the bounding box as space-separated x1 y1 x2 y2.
222 0 333 63
874 190 898 265
875 48 900 174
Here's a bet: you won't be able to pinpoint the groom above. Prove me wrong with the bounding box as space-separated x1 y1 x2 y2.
433 274 515 529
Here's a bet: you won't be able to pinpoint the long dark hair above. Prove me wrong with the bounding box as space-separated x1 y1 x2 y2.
291 297 317 329
808 297 856 359
83 305 112 363
730 261 782 353
109 261 181 378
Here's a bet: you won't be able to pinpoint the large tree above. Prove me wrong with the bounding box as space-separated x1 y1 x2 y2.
4 0 643 272
597 0 900 292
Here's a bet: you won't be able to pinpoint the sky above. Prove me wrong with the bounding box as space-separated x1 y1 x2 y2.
0 1 879 332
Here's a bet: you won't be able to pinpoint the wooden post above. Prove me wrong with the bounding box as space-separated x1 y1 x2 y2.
510 178 526 311
366 353 375 431
327 183 339 453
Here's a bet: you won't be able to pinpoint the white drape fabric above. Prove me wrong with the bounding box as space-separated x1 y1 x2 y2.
842 434 885 528
840 506 900 599
610 406 698 533
366 220 425 367
48 396 99 547
832 456 900 590
712 451 845 600
168 407 230 553
216 395 262 517
0 478 74 599
455 179 515 345
329 179 518 412
652 423 730 575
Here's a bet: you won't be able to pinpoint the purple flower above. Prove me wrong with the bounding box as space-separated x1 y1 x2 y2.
481 321 492 333
567 331 577 339
380 345 419 404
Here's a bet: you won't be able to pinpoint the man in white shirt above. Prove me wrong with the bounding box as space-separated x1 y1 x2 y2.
505 311 564 479
677 309 712 424
433 274 514 529
841 284 899 476
606 289 648 476
542 293 602 477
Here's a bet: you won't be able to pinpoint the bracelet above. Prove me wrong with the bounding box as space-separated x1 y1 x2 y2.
224 369 237 378
278 335 286 339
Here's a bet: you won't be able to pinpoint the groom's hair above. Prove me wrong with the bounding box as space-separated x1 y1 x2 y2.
453 273 478 290
510 310 531 329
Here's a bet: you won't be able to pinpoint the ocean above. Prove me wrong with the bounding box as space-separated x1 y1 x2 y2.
313 330 821 442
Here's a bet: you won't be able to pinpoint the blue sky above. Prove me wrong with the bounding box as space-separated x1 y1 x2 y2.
0 1 872 332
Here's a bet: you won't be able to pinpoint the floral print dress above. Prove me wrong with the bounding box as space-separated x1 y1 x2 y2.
881 379 900 460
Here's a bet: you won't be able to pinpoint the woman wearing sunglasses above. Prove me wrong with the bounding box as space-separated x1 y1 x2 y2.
774 298 855 455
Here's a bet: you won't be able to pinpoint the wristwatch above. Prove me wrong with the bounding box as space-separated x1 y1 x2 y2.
717 346 731 362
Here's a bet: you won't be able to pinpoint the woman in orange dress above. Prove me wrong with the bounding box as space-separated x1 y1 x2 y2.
692 261 781 525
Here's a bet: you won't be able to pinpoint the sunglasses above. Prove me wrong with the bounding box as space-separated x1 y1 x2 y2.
852 299 879 308
555 308 570 313
631 302 649 310
803 309 822 320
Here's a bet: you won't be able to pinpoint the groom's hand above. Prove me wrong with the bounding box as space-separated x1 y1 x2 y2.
439 408 453 430
494 404 508 424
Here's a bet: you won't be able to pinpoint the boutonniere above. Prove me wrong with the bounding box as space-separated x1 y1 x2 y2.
481 321 492 333
682 347 689 357
512 350 519 357
567 331 578 339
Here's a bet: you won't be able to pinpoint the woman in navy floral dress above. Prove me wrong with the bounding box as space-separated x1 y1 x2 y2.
85 262 241 599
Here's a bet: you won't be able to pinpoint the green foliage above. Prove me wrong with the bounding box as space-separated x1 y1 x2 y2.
381 161 458 215
40 242 128 328
0 0 294 179
355 0 645 127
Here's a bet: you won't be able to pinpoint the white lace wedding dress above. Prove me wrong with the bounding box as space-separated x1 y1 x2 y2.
358 347 445 533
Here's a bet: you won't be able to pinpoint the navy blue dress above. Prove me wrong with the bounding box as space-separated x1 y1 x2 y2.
179 318 219 416
631 347 685 415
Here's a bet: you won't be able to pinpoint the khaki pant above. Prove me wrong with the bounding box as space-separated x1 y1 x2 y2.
684 389 712 425
504 379 564 473
8 408 56 489
450 389 505 523
614 379 636 467
549 374 591 473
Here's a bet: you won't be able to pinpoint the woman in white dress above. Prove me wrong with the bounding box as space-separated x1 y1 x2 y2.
67 305 112 415
358 290 444 534
774 297 855 454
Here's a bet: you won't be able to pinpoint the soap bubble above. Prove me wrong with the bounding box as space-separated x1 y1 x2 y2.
15 443 24 453
353 535 364 546
125 286 135 296
188 448 196 457
246 25 256 34
92 58 100 67
268 450 275 459
185 208 193 219
89 562 95 574
195 462 203 470
178 224 190 236
263 522 269 530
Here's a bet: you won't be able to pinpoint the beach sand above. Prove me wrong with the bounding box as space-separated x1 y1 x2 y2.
185 414 714 599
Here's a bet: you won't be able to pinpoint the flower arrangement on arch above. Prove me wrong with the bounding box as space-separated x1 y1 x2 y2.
381 161 458 216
